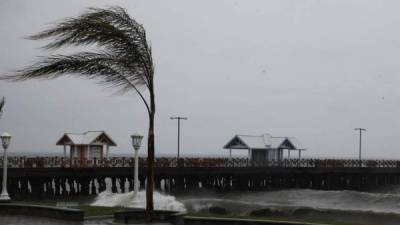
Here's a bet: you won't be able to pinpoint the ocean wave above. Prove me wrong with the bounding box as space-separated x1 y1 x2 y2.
91 190 186 212
181 188 400 214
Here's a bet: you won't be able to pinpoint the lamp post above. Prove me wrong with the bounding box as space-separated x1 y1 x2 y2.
0 132 11 202
354 128 366 167
170 116 187 161
131 133 143 197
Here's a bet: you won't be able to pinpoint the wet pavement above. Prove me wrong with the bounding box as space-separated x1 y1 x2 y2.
0 215 114 225
0 216 174 225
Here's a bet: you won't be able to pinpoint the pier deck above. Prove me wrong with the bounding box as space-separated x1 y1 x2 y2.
2 157 400 199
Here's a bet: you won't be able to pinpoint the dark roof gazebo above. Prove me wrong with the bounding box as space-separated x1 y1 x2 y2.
223 133 305 161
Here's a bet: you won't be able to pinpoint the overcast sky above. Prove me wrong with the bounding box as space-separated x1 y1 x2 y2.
1 0 400 158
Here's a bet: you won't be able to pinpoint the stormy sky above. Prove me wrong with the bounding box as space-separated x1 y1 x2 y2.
1 0 400 159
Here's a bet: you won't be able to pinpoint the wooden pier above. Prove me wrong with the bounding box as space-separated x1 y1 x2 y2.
2 157 400 199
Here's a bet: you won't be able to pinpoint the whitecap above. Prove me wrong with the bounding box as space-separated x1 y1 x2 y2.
91 190 186 212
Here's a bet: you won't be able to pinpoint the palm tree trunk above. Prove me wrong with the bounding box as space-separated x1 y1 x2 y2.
145 88 155 222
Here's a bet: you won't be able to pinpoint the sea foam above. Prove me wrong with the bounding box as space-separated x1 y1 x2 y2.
91 190 186 212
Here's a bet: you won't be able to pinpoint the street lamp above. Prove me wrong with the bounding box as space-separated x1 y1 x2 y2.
170 116 187 161
131 133 143 197
354 128 366 167
0 132 11 202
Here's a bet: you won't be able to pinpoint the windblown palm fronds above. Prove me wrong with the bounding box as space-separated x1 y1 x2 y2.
2 6 154 113
0 6 156 220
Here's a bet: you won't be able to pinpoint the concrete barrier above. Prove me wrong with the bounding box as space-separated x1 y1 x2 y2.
183 216 325 225
0 203 84 221
114 209 183 224
113 209 325 225
250 207 400 225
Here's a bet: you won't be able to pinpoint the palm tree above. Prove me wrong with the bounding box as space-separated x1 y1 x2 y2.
0 7 156 221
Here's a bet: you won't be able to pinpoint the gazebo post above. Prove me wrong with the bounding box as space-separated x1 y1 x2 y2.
298 150 301 160
288 150 290 159
106 145 109 159
229 148 232 159
63 145 66 158
248 148 252 161
101 144 105 160
87 145 90 159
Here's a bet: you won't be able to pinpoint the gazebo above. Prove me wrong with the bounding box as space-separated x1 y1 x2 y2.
223 133 305 162
56 131 117 161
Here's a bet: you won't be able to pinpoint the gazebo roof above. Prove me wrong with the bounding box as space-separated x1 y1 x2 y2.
56 131 117 146
223 133 304 150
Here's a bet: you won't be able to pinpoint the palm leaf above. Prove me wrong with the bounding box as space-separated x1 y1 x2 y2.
28 6 153 75
0 6 153 113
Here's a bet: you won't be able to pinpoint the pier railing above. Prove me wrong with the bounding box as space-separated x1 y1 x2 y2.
2 157 400 169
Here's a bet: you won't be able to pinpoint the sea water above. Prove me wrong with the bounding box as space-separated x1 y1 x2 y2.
91 190 186 212
90 188 400 225
90 186 400 214
5 188 400 224
180 188 400 214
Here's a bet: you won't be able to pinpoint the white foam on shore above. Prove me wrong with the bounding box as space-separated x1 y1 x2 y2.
91 190 186 212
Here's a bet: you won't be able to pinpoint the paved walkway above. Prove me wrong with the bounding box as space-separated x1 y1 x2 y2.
1 215 174 225
1 215 82 225
111 223 172 225
85 218 173 225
